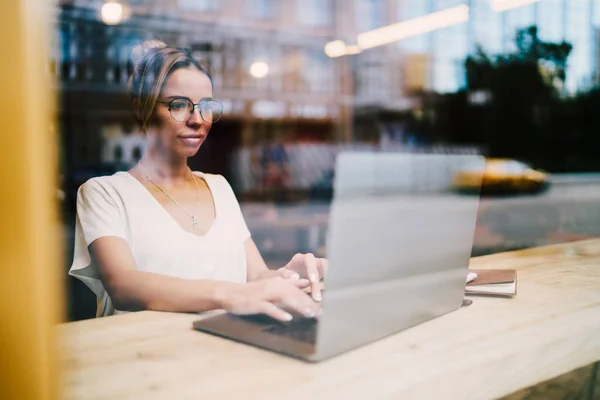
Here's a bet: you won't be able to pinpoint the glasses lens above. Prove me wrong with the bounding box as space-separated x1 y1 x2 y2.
169 99 193 122
200 100 223 123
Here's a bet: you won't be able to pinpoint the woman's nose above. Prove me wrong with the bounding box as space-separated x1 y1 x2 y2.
188 105 203 125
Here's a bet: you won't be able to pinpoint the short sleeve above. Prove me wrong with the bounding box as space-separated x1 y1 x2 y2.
214 174 251 241
76 178 128 244
69 178 127 317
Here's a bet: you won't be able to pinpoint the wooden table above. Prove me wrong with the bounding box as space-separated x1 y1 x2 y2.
60 239 600 400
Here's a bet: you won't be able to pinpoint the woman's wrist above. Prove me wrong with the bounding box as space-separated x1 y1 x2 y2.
210 280 239 310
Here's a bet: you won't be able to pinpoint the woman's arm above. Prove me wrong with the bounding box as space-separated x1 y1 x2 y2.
90 236 231 312
90 236 319 320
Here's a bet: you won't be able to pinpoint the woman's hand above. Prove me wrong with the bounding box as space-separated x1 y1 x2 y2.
278 253 328 301
218 277 320 322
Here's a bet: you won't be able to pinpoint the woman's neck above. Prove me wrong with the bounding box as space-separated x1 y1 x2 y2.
139 151 191 184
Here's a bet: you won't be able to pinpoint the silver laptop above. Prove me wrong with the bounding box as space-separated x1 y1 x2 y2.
193 152 484 362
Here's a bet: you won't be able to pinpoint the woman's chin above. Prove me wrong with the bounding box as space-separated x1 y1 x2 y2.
177 141 204 157
181 148 201 158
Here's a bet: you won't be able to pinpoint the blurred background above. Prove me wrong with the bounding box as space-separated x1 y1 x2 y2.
55 0 600 323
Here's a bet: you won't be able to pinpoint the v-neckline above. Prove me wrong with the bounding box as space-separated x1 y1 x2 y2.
121 171 218 238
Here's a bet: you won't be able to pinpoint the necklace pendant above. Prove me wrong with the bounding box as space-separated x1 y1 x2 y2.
191 216 198 229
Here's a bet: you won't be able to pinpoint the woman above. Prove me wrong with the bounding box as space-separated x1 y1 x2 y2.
70 41 325 321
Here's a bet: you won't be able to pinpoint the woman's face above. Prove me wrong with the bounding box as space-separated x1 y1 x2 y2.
148 66 213 159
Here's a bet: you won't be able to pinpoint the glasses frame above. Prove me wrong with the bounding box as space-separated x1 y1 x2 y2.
156 97 223 123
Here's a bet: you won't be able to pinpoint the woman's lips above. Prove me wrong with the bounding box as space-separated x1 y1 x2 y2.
178 135 204 146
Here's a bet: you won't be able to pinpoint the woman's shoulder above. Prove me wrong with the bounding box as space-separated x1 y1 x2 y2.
77 171 133 201
80 171 132 189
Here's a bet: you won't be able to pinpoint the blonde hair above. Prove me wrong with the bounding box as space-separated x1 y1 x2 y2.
127 40 212 132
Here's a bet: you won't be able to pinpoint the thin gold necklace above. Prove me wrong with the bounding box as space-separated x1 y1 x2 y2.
137 161 201 230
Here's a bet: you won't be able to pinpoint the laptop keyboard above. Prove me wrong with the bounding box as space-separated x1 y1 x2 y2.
234 314 318 344
263 318 318 344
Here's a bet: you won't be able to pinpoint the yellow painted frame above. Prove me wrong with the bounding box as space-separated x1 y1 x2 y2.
0 0 62 399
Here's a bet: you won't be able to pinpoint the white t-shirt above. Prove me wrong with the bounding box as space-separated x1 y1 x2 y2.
69 171 250 317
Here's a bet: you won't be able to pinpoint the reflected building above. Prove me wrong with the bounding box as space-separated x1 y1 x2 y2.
394 0 599 94
55 0 349 191
54 0 600 203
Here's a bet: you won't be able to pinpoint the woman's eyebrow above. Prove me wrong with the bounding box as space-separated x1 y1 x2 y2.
164 95 191 100
164 95 215 102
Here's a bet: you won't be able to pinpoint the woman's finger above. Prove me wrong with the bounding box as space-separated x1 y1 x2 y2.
293 279 311 288
317 258 328 278
252 300 293 322
277 267 300 280
304 253 322 301
275 285 320 318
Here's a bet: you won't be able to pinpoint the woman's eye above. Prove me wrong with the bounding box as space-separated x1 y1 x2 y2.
171 101 188 110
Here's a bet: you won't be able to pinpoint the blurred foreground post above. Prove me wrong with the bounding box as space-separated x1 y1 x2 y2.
0 0 62 399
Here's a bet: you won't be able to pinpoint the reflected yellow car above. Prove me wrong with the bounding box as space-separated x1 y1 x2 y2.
452 159 550 194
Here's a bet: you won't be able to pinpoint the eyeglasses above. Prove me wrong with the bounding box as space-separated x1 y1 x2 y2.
156 97 223 123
